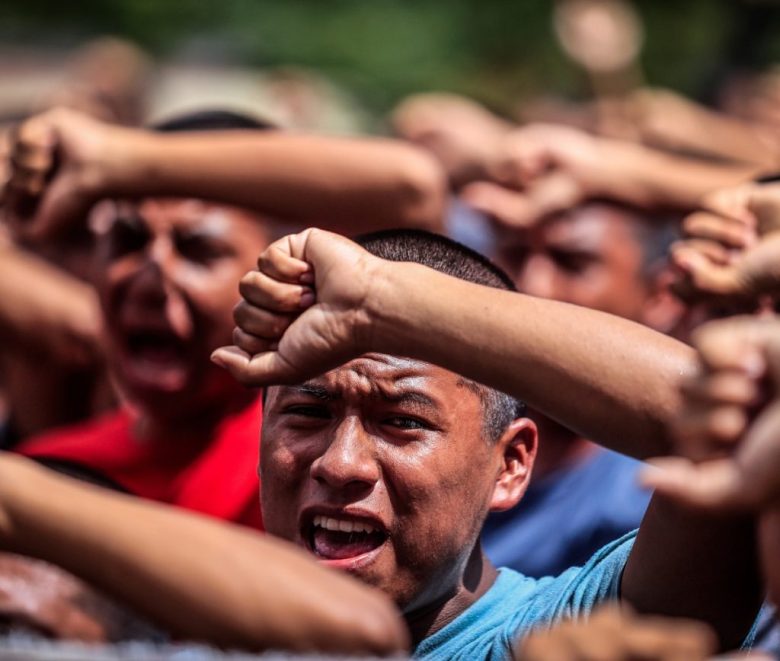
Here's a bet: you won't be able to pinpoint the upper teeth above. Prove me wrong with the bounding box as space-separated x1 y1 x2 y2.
313 515 378 534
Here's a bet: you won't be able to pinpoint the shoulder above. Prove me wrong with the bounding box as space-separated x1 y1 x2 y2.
417 532 637 660
16 409 130 457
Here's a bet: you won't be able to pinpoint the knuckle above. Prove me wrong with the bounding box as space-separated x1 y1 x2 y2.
238 271 260 296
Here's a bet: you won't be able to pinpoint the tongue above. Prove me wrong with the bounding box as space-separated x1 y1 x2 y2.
312 529 384 560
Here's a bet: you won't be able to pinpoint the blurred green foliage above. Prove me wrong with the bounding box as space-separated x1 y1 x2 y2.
1 0 779 116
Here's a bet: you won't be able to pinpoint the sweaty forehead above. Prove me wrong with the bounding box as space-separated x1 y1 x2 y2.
267 354 473 405
543 205 641 249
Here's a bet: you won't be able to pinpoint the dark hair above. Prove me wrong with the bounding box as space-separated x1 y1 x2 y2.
355 229 526 442
150 108 276 133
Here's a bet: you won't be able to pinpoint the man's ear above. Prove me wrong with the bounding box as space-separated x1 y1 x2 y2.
489 417 537 513
639 265 687 335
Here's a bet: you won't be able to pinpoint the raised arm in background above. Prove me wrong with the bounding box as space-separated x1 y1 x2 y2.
3 107 446 239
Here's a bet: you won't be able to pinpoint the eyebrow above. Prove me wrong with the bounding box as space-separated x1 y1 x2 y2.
285 384 437 408
290 384 339 401
380 390 437 408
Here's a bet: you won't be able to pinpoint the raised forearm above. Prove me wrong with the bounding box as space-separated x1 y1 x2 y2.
614 142 761 209
0 243 100 361
368 262 695 457
0 455 406 653
101 130 446 232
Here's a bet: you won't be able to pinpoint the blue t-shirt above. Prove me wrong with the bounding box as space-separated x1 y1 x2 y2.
482 448 651 577
413 531 635 660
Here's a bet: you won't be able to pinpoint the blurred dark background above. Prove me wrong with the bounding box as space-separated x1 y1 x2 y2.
0 0 779 131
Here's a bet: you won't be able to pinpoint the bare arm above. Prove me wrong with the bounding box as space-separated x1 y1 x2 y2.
367 261 692 458
0 241 101 365
215 228 695 458
0 453 407 654
5 107 446 238
621 497 760 652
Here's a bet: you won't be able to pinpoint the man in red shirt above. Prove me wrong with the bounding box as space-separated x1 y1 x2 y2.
17 111 271 528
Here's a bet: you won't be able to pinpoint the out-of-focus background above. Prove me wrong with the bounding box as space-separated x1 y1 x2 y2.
1 0 779 134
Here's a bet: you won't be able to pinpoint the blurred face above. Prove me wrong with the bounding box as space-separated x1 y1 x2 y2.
495 204 650 320
94 198 269 419
0 552 153 642
260 355 524 611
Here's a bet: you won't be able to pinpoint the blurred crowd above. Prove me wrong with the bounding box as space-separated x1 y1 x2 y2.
1 0 780 659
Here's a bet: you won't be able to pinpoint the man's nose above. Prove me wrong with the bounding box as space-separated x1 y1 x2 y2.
129 237 173 307
311 418 380 496
516 254 556 300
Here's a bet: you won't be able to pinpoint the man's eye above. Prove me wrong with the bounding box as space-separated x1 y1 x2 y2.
107 220 149 258
284 405 331 419
551 250 591 274
176 236 231 264
384 416 426 430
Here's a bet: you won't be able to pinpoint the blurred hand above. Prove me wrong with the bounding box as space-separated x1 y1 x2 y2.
672 183 780 304
2 107 113 240
211 228 380 386
0 245 102 366
391 93 513 188
0 552 157 642
462 123 656 229
644 315 780 512
492 123 611 194
515 605 716 661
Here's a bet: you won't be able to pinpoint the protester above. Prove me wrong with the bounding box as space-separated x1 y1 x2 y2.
212 228 761 656
1 107 446 521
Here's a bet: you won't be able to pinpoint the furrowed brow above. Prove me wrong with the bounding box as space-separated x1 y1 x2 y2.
291 383 340 401
380 390 437 408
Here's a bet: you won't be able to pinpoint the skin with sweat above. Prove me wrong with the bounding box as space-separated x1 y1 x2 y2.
259 353 537 641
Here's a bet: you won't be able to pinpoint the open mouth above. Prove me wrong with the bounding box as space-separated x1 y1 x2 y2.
125 331 187 364
116 329 191 392
307 515 389 561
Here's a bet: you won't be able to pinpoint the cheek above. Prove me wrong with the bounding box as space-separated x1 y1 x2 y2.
386 445 494 557
177 268 242 336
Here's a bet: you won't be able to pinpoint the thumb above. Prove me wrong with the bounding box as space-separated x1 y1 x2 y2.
461 182 537 228
748 183 780 236
673 247 745 297
641 457 747 512
211 346 298 387
26 175 91 240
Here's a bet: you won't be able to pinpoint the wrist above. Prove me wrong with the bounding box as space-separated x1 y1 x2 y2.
360 259 427 358
87 126 158 198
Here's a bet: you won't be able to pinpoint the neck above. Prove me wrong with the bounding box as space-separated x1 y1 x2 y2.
405 544 497 646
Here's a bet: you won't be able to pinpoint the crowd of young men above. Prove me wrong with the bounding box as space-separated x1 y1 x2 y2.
0 76 780 660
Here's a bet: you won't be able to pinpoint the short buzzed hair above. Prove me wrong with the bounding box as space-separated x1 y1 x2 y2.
356 229 526 442
150 108 276 133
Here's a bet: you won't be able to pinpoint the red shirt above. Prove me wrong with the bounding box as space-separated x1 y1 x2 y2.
17 398 263 530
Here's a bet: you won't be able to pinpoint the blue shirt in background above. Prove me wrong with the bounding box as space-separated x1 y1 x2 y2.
413 531 635 660
482 448 651 578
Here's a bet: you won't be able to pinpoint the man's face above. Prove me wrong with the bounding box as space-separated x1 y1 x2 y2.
260 355 519 611
94 198 269 418
494 204 650 320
